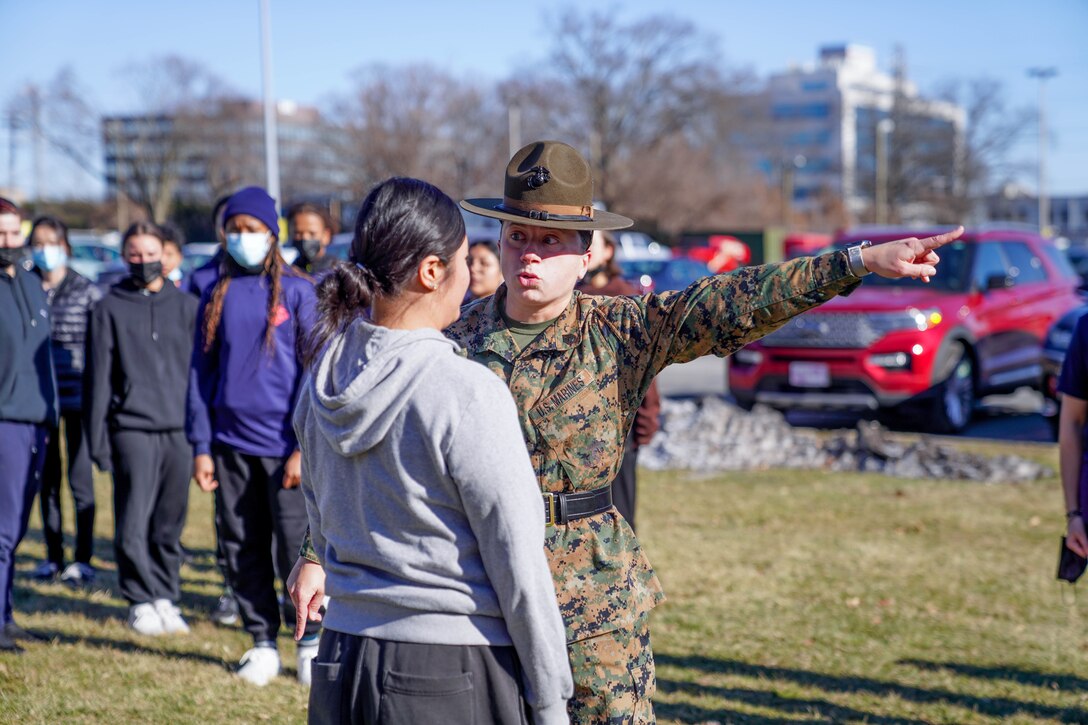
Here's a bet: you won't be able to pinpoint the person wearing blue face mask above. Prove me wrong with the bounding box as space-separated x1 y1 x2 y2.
28 216 103 589
186 186 320 686
159 225 185 288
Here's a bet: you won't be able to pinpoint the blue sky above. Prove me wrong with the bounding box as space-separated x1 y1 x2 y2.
3 0 1086 198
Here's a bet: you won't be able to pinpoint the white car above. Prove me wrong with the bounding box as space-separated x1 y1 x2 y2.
612 231 671 261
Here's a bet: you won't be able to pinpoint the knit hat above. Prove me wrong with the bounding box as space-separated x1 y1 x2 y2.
223 186 279 240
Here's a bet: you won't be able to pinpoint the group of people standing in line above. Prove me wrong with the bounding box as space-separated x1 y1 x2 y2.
0 189 352 687
1 139 960 723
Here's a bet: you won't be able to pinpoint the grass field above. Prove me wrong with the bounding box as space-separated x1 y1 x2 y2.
1 437 1086 723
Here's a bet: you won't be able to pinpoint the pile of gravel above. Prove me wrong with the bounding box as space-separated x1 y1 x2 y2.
639 397 1052 483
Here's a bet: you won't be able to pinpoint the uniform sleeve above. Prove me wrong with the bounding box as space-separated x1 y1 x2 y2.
1059 315 1088 401
83 302 113 470
634 379 661 447
444 378 573 725
186 294 217 456
618 251 859 399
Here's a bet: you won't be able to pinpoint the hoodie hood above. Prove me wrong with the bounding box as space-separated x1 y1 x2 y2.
310 318 460 456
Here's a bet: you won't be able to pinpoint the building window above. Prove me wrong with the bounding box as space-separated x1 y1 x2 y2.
773 103 831 120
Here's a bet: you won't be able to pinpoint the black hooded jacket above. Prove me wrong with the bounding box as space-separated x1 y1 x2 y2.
84 278 198 468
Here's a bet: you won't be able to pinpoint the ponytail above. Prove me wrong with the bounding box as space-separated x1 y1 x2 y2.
302 263 374 368
301 176 465 370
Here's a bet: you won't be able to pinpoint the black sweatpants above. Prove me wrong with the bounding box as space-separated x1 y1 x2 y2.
111 429 191 605
213 444 317 644
40 410 96 566
610 429 638 532
308 629 532 725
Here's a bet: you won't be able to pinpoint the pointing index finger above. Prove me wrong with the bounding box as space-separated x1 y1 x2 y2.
920 225 964 251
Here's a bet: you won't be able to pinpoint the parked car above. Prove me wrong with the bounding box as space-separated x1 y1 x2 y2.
1043 303 1088 439
612 231 671 261
681 234 751 273
69 241 122 282
1065 245 1088 288
728 227 1082 433
621 257 712 294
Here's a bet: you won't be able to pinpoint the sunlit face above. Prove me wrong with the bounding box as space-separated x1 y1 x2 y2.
586 230 614 269
436 236 470 327
291 212 331 246
226 213 272 236
124 234 163 263
468 243 503 299
161 243 183 276
499 222 589 316
0 213 22 250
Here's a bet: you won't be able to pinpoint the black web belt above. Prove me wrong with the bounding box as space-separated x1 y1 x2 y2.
543 486 613 526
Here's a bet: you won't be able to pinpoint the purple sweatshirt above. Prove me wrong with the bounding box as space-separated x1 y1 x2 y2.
184 250 223 299
186 270 316 458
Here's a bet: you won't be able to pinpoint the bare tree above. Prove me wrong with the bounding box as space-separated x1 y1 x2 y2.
331 64 505 200
937 78 1033 220
108 56 234 222
495 9 784 233
6 68 103 197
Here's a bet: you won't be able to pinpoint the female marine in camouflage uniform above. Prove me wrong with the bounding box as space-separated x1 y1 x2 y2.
290 141 962 723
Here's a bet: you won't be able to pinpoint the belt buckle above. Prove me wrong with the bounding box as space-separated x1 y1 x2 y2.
543 492 557 527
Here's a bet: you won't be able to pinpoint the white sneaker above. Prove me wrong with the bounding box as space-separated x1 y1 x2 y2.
153 599 190 634
128 603 164 636
237 646 281 686
296 640 319 686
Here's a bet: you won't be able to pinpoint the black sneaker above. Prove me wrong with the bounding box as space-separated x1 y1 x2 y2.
211 590 239 626
0 630 24 654
30 561 59 581
4 622 43 642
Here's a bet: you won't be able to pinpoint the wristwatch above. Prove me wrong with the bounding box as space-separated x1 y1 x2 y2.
846 240 872 278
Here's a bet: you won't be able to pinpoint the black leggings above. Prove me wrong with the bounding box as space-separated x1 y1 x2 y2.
40 411 96 566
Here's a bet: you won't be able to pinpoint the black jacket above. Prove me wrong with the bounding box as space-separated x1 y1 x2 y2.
85 279 198 468
40 269 102 412
0 265 58 425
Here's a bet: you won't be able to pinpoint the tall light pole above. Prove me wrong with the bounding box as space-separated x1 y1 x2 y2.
875 118 895 224
259 0 281 211
1028 67 1057 235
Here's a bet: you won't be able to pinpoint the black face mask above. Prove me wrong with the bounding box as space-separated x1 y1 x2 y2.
293 238 323 266
0 245 26 268
129 261 163 287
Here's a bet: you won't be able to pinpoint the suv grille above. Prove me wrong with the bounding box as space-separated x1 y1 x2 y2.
761 312 879 349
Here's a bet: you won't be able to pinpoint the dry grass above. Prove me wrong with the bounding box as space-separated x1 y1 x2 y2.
2 437 1085 723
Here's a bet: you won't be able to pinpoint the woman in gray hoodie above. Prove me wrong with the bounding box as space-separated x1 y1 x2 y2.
292 178 572 725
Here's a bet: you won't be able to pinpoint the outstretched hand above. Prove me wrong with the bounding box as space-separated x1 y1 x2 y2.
861 226 964 283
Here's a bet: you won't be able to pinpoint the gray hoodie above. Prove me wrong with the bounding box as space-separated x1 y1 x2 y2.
293 318 572 725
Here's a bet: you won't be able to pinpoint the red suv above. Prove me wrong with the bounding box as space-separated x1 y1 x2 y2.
728 227 1082 433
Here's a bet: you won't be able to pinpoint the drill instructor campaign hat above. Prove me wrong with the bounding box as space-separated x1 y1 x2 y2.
461 140 633 232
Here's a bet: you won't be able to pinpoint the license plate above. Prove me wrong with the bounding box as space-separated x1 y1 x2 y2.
789 361 830 388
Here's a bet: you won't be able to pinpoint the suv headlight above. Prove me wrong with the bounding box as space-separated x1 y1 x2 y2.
733 348 763 366
868 308 943 336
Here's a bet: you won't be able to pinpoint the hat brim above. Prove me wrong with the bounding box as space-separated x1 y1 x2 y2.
460 198 633 231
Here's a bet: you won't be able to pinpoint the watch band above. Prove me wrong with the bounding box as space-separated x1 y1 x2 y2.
847 240 872 278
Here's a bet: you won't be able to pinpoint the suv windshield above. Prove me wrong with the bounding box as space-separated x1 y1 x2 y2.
831 239 972 292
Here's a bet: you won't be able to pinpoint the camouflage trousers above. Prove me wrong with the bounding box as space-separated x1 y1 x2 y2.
567 615 656 724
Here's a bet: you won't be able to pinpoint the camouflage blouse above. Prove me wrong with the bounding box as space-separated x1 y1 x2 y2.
302 251 860 642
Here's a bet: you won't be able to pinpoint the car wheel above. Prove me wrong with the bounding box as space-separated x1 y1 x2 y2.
932 343 975 434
